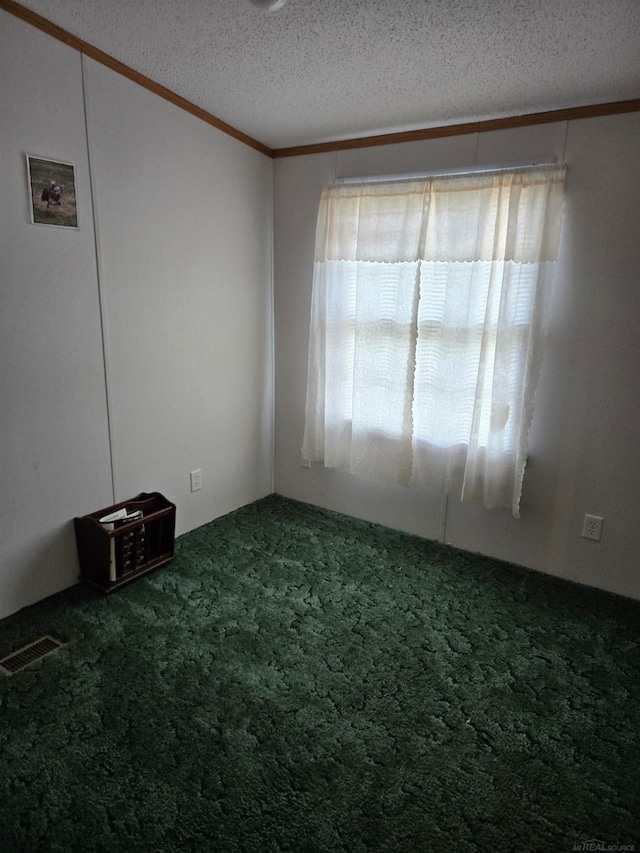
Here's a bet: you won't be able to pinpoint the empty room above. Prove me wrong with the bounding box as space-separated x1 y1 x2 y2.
1 0 639 850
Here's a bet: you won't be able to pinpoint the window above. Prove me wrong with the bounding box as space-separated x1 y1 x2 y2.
302 166 566 517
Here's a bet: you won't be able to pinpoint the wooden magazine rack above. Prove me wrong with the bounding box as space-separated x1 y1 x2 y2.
74 492 176 593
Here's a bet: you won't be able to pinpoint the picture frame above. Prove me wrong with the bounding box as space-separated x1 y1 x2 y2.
26 155 78 229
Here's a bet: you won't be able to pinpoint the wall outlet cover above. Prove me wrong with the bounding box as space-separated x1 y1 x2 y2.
582 514 603 541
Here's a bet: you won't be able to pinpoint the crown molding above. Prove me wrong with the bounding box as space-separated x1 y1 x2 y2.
0 0 273 157
271 99 640 159
3 0 638 162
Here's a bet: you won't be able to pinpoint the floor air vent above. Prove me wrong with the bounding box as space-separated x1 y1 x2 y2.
0 636 65 675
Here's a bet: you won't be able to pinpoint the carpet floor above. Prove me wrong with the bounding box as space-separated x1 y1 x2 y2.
0 494 639 852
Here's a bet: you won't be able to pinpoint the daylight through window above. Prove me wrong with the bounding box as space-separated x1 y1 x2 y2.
302 166 566 517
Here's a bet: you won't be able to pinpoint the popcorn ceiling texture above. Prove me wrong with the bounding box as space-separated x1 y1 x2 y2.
16 0 640 148
0 495 639 850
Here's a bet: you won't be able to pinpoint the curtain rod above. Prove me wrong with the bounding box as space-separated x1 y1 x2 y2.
335 161 558 185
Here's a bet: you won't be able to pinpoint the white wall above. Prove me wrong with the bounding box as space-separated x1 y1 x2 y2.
83 59 273 531
273 114 640 601
0 10 273 620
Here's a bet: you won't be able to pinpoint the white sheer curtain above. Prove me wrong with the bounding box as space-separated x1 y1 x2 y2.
302 166 566 517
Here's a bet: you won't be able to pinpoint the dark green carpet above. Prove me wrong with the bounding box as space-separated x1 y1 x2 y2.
1 495 639 852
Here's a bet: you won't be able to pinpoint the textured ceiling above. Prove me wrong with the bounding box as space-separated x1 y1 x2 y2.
16 0 640 149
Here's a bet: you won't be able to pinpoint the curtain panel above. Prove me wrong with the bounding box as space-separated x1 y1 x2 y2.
302 166 566 517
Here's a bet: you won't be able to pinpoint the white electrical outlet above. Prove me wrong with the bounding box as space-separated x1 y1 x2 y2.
190 469 202 492
582 514 603 541
300 452 311 469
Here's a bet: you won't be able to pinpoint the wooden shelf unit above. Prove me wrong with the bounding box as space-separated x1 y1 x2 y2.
74 492 176 593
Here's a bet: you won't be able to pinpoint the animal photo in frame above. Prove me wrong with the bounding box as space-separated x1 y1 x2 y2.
26 155 78 229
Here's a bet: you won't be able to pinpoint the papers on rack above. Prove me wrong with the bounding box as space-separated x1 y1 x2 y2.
99 508 144 581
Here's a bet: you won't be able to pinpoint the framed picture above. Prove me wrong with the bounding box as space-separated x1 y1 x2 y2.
26 155 78 229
